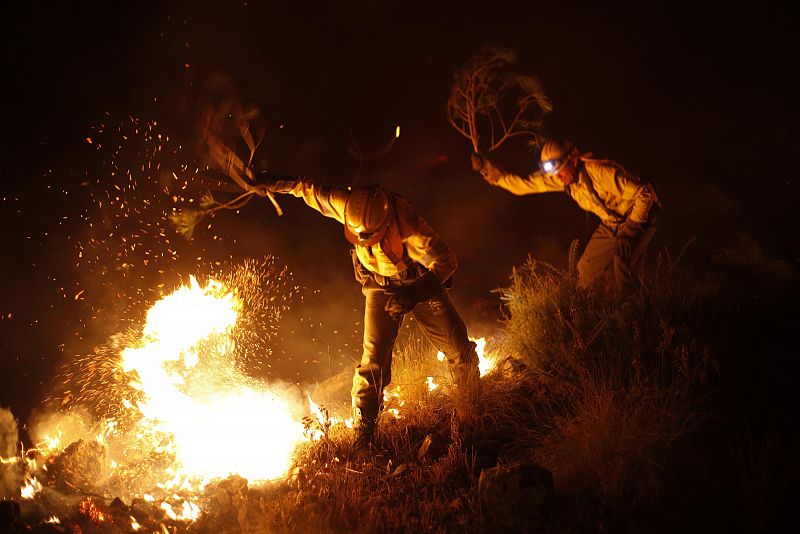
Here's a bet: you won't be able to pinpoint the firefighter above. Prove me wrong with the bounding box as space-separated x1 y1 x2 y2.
472 138 661 293
250 176 480 456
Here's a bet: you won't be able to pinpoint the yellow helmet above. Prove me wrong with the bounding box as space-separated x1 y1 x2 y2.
343 185 392 247
538 138 577 175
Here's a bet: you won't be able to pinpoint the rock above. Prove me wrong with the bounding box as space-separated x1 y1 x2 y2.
417 432 449 461
478 463 553 531
130 497 159 522
197 475 249 532
390 463 408 477
47 439 108 494
107 496 129 517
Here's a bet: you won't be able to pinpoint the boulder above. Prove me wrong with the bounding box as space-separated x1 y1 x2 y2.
47 439 108 494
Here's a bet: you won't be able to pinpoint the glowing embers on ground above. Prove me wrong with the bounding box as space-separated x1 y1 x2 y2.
119 276 305 485
3 271 498 527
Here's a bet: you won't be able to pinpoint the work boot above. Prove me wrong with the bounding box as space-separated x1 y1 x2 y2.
352 404 378 459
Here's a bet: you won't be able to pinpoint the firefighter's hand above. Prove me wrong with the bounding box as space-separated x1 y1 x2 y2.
249 172 280 196
471 152 501 185
471 152 486 172
385 289 416 320
248 183 275 197
385 271 443 320
250 172 300 196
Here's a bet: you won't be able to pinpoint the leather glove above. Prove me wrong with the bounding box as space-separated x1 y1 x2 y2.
470 152 502 185
249 172 298 196
470 152 486 172
385 271 443 320
615 221 642 259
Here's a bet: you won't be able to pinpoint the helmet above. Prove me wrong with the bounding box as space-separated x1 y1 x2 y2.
344 185 392 247
538 138 577 176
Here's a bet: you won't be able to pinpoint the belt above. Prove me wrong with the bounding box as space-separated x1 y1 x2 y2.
372 264 419 287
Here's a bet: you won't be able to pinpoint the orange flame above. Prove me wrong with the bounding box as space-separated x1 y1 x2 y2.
118 276 305 485
20 474 42 499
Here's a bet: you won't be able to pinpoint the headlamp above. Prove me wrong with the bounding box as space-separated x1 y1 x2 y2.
539 158 565 176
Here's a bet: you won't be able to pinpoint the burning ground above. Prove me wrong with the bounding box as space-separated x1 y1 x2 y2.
0 64 797 533
2 244 799 532
0 259 502 532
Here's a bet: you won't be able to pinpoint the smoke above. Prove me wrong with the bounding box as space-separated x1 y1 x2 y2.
0 408 17 458
27 408 98 450
0 407 23 499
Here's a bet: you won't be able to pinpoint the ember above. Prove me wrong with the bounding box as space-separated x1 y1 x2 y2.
78 497 106 525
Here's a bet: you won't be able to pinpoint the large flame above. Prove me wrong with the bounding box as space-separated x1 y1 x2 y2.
7 271 498 526
119 276 305 485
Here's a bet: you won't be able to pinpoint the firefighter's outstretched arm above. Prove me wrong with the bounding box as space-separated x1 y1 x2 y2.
471 153 562 195
251 173 348 223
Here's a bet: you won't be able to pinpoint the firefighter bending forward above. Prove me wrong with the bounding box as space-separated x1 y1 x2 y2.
251 176 480 455
473 138 662 293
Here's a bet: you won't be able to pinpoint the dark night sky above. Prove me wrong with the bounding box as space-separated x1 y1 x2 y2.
1 1 798 426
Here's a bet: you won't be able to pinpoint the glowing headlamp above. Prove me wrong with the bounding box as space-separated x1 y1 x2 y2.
539 158 566 176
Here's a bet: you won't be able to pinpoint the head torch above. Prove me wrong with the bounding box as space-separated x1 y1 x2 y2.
538 157 567 176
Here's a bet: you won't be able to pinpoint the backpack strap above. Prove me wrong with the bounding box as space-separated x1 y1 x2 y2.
575 162 624 223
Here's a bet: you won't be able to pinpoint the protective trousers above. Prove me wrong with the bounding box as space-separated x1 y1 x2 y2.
351 277 478 411
577 222 657 293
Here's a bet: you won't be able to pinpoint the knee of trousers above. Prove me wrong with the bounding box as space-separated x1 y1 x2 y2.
576 254 591 279
577 256 609 287
352 391 381 411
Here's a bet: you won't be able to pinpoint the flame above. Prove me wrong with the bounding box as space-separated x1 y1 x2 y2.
306 395 353 437
38 432 62 453
46 516 60 524
181 500 201 521
307 396 326 427
161 502 177 520
78 498 106 524
436 337 496 377
19 267 500 523
426 376 439 391
474 337 496 376
118 276 305 485
20 474 42 499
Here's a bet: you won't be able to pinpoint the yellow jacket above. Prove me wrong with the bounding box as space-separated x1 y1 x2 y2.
276 179 457 283
491 157 659 225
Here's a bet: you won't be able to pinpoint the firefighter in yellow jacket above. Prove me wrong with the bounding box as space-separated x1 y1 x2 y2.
473 138 661 293
251 176 480 454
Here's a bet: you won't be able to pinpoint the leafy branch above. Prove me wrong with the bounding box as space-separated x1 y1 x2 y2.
447 47 552 153
173 75 283 240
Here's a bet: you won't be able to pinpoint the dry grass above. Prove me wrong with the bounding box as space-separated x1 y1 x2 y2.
193 249 798 533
